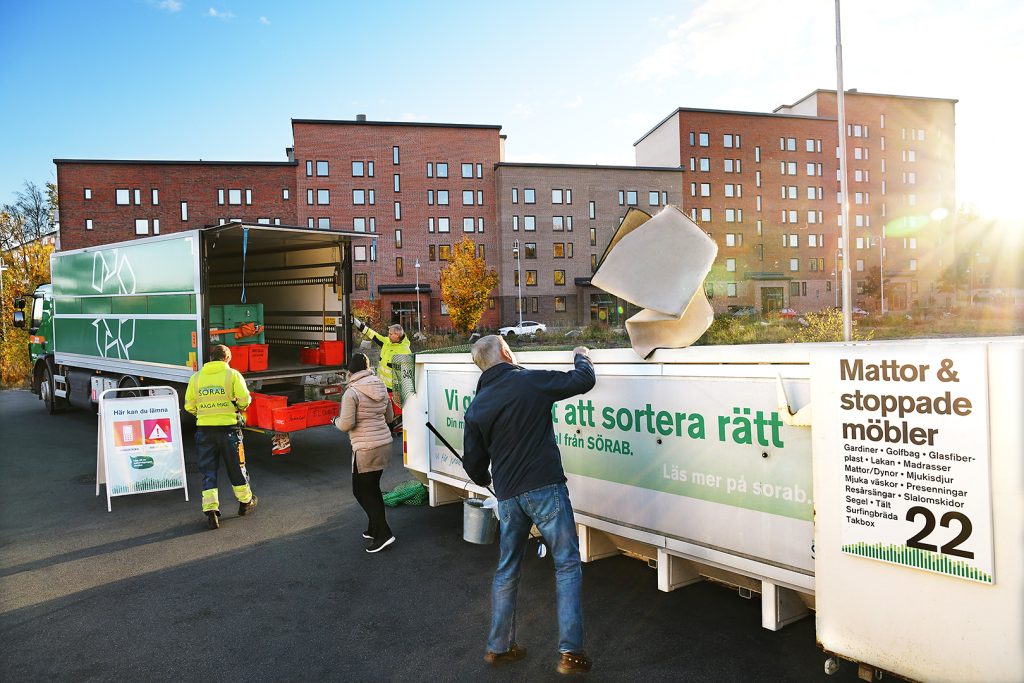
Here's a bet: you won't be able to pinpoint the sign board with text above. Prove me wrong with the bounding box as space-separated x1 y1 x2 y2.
816 346 993 583
96 386 188 512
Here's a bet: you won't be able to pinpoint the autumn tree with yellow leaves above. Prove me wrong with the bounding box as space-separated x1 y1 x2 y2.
439 237 498 335
2 223 55 386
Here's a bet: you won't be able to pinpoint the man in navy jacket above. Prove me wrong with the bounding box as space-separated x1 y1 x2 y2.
463 335 596 675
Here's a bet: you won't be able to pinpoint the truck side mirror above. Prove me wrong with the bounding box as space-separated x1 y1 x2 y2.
13 297 25 310
13 311 25 328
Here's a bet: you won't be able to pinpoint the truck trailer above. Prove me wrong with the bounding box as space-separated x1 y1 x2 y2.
16 222 363 432
399 338 1023 682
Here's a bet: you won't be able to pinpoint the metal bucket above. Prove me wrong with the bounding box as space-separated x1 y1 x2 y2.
463 498 498 544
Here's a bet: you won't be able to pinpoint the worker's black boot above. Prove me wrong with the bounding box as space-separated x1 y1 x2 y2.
238 495 258 516
205 511 221 530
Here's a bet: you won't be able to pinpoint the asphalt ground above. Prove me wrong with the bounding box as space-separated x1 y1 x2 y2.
0 388 860 682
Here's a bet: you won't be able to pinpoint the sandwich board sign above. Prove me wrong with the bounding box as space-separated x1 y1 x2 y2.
96 386 188 511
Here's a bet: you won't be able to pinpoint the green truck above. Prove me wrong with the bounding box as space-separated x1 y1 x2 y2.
14 222 363 417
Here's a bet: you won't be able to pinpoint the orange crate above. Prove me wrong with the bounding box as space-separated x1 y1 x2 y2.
272 405 308 432
227 345 250 373
251 393 287 429
248 344 269 372
304 400 340 426
318 340 345 365
300 347 320 365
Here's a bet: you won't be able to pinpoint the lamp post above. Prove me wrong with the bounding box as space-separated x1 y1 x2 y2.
512 240 523 327
835 0 852 341
414 259 422 335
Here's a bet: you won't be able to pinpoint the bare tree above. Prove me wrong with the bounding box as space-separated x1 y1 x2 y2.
14 181 53 241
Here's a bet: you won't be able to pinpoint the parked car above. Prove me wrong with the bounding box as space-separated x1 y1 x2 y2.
778 308 798 319
728 306 758 317
498 320 547 337
852 307 870 318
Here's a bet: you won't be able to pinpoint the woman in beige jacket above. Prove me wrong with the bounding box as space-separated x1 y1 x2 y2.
333 353 396 552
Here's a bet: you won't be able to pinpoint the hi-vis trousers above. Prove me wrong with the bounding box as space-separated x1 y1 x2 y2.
195 427 253 512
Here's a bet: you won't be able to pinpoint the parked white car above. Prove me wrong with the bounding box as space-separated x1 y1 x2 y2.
498 321 547 337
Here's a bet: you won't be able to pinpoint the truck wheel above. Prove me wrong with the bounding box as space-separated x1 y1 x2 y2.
41 366 66 414
118 375 143 398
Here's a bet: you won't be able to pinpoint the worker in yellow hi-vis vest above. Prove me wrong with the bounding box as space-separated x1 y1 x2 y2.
185 344 257 530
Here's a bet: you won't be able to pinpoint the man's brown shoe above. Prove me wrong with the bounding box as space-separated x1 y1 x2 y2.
557 651 592 675
483 643 526 666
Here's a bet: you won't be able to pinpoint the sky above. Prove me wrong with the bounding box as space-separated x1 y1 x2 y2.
2 0 1022 220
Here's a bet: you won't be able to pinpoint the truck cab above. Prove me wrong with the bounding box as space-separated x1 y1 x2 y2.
13 284 62 411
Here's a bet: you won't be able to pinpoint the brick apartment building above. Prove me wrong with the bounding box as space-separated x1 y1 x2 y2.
635 89 957 314
53 88 957 329
494 163 683 327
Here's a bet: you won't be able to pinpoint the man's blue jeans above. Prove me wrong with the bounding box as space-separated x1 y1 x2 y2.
487 482 584 654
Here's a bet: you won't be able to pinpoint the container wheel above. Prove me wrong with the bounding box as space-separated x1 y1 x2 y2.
824 657 840 676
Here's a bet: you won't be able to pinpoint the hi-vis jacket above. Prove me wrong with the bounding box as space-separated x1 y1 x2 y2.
361 326 411 391
185 360 251 427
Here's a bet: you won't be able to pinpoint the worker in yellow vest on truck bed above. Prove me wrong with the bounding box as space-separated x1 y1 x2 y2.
185 344 258 530
353 318 411 392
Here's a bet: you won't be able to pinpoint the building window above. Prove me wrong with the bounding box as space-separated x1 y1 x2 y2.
553 270 565 286
789 258 799 272
524 188 536 204
394 174 401 192
591 254 598 273
437 162 448 178
306 160 313 176
512 188 519 203
395 257 404 277
354 273 368 290
589 201 595 219
135 219 149 235
477 217 485 233
524 242 537 259
552 189 564 204
393 146 400 165
225 189 240 205
394 202 401 220
353 190 365 205
698 132 709 147
86 219 93 230
463 217 475 232
428 245 436 261
478 244 486 260
437 190 449 205
627 190 638 205
439 245 451 260
512 215 519 231
84 188 92 200
438 217 450 233
353 218 366 232
116 189 130 205
700 208 711 222
317 189 330 205
553 296 566 312
463 190 474 206
553 243 565 258
395 230 402 248
552 216 564 231
461 163 473 178
318 217 331 230
524 216 536 231
353 246 367 262
180 202 188 221
725 258 736 272
590 227 597 246
525 270 537 286
244 189 252 205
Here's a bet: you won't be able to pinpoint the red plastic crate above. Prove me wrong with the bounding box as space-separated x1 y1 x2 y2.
248 343 269 372
318 340 345 366
272 405 308 432
227 345 250 373
304 400 340 427
300 347 320 365
250 393 287 429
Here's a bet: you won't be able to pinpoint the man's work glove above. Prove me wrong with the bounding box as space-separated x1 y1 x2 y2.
353 317 366 332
